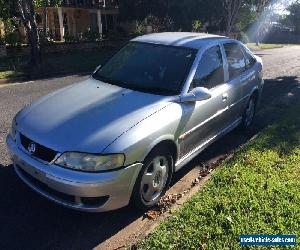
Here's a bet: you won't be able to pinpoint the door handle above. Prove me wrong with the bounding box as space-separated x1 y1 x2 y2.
222 93 228 102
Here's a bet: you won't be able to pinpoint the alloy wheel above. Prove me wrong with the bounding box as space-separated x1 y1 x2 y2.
140 155 169 205
244 98 255 128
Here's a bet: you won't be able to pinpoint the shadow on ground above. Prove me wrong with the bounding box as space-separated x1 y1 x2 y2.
0 75 299 250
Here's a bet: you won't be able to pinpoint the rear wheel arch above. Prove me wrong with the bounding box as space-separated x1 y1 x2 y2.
251 89 259 105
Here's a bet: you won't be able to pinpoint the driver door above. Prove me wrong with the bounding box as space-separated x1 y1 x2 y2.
178 45 229 159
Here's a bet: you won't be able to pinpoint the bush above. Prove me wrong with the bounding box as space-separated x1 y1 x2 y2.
64 35 80 43
132 15 175 36
0 35 5 45
2 19 20 46
192 20 202 32
82 30 99 41
105 29 124 40
238 31 249 44
5 32 19 46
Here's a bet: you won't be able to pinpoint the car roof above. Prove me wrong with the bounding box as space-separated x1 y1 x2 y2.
131 32 230 50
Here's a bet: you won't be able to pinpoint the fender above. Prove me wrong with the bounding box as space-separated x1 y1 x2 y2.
141 134 179 163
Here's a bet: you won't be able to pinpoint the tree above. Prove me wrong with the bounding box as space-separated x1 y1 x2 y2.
253 0 272 14
0 0 62 71
223 0 243 35
0 0 42 69
287 1 300 34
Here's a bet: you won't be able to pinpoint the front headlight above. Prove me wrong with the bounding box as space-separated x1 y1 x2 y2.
55 152 125 172
10 116 17 141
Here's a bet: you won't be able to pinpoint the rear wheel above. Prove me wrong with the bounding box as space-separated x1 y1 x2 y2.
240 95 257 130
132 147 173 210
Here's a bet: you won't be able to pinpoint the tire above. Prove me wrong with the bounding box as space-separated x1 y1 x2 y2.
240 95 257 130
131 146 173 211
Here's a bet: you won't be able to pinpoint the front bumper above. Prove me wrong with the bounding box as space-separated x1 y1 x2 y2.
6 135 142 212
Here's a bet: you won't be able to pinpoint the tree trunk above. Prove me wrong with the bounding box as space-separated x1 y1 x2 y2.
224 0 242 37
225 19 232 36
25 22 42 69
20 0 42 71
43 0 49 42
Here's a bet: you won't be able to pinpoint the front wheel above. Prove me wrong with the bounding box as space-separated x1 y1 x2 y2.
131 148 173 210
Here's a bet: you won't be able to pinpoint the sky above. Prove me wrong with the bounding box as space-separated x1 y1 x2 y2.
274 0 296 14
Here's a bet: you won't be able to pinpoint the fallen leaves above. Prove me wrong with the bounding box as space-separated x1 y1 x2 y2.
144 153 234 220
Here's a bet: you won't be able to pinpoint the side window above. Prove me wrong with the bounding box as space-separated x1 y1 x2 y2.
191 46 224 90
224 43 246 80
243 47 257 69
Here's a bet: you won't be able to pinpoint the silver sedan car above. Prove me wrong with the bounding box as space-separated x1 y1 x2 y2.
6 32 263 212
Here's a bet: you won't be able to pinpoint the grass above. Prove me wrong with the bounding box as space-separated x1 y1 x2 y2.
0 48 115 80
140 103 300 249
247 43 285 50
0 70 23 80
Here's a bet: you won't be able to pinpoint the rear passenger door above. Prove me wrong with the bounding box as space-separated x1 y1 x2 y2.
240 46 259 103
222 42 247 124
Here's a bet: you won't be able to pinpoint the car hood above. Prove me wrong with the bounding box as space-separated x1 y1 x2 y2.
17 78 172 153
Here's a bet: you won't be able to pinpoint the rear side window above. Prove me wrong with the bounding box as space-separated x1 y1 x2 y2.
243 47 257 69
191 45 224 90
224 43 246 80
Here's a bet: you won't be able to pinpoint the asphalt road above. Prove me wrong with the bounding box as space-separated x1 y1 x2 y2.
1 46 300 250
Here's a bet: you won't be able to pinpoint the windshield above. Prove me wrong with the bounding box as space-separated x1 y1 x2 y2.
93 42 196 95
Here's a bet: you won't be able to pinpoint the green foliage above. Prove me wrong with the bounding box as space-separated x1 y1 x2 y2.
0 0 10 20
64 35 80 43
64 30 100 42
238 31 249 43
1 19 20 45
287 1 300 34
82 30 99 41
132 15 175 36
235 6 257 32
4 32 19 46
0 35 5 45
105 30 124 41
192 20 202 32
140 102 300 249
34 0 63 9
119 0 223 32
119 0 274 34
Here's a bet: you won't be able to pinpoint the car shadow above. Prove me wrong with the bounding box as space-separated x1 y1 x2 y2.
0 163 144 250
0 75 299 249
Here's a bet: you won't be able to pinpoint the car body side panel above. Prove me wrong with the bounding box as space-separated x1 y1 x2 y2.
177 83 229 159
240 44 264 110
103 102 184 166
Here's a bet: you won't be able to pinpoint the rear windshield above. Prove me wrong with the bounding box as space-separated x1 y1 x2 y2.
93 42 196 95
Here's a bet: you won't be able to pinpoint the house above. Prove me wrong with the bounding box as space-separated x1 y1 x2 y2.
37 0 119 41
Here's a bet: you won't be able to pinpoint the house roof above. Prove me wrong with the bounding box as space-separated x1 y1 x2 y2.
131 32 229 50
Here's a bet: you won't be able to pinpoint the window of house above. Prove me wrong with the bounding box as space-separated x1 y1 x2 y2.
224 43 246 80
191 46 224 90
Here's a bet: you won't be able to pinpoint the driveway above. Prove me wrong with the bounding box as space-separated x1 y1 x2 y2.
0 46 300 250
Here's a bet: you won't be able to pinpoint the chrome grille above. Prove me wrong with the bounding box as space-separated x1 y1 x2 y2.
20 133 57 163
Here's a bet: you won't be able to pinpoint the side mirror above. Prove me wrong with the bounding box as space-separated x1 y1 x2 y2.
180 87 212 103
93 65 102 74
